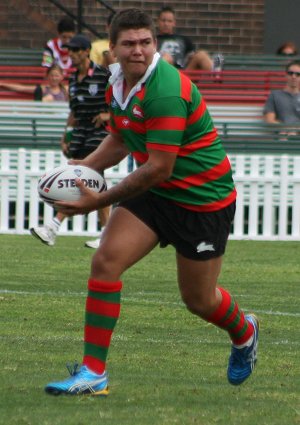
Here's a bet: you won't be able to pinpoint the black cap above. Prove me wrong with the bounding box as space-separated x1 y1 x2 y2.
63 34 91 50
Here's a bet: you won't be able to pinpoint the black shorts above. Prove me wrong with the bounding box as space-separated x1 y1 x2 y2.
120 192 235 260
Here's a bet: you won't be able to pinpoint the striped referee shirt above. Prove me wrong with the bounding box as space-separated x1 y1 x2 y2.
69 60 110 124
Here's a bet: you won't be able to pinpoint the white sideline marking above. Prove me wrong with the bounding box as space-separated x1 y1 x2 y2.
1 289 299 317
1 333 299 346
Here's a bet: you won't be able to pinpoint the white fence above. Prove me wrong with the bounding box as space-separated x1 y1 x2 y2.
1 148 300 240
0 148 129 236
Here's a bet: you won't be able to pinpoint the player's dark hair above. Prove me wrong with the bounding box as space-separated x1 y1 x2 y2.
109 9 156 45
57 17 75 34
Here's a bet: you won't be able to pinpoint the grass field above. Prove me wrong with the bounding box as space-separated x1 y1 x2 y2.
1 235 299 425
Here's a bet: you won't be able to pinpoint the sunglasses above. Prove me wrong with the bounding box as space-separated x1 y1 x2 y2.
287 70 300 77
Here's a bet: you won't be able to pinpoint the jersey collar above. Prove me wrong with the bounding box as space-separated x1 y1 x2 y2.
108 52 160 110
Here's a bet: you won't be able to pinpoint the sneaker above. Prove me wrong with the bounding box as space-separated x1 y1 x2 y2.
45 364 109 396
84 238 101 249
227 314 259 385
30 225 56 246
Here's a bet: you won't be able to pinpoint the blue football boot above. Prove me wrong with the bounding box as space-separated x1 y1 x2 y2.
45 363 109 396
227 314 259 385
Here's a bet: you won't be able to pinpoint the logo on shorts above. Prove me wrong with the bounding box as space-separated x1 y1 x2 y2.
196 241 215 253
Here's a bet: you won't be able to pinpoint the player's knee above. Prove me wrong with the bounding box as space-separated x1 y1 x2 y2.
181 293 217 318
90 248 117 278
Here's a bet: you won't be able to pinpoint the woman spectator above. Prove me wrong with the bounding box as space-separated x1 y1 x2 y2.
0 65 68 102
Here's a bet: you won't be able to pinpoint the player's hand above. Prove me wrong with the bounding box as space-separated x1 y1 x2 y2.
54 178 102 216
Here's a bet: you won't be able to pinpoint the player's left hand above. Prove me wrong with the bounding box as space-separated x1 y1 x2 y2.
54 178 102 216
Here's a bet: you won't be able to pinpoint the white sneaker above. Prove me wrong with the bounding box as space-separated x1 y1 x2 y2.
30 225 56 246
84 238 101 249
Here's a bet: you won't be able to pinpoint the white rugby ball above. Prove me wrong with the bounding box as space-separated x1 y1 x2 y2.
37 165 106 206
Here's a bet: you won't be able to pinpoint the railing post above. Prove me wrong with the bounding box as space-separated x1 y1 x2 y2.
16 148 26 233
77 0 83 33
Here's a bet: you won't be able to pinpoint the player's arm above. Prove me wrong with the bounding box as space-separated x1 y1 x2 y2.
56 147 177 215
97 147 176 204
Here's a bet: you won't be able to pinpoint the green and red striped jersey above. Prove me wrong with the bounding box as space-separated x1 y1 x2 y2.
106 59 236 212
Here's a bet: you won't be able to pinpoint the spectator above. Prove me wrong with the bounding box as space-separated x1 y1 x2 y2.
276 41 298 56
89 12 116 68
31 34 111 249
157 6 213 71
263 60 300 124
42 17 75 70
0 65 68 102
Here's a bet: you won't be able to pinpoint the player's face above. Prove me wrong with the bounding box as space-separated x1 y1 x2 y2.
158 12 176 35
110 29 157 86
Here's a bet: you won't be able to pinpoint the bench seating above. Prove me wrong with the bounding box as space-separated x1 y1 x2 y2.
182 70 285 104
0 66 286 103
2 101 297 154
0 101 69 148
208 104 263 121
0 111 299 154
215 121 300 153
222 54 300 71
0 49 296 70
0 100 261 119
0 48 43 66
0 114 66 148
0 100 69 114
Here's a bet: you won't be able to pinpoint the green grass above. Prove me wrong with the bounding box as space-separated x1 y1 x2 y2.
0 235 299 425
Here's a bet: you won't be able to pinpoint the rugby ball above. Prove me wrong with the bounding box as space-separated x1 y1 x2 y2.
37 165 106 207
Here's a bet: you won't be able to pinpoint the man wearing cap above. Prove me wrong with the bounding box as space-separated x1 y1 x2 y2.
30 34 111 249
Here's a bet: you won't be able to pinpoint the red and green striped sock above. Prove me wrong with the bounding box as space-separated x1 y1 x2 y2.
208 286 254 345
83 278 122 374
